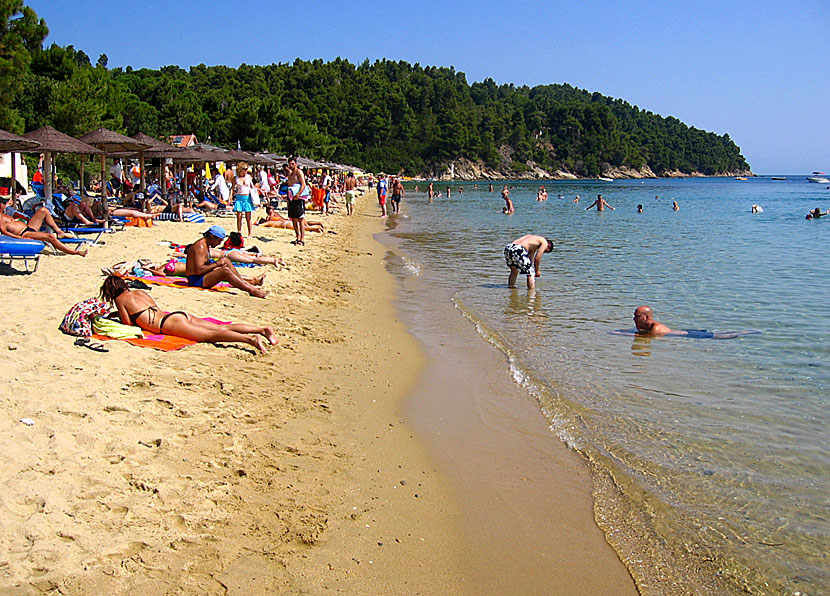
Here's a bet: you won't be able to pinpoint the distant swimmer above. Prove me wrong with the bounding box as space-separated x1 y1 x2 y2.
537 186 548 201
806 207 829 219
489 183 493 192
637 204 643 213
586 194 614 211
751 204 763 213
672 200 679 211
573 195 580 203
502 186 514 214
504 234 554 289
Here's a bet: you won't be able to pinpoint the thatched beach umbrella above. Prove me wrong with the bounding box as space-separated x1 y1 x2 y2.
131 133 184 199
79 128 151 225
23 126 103 206
0 129 40 204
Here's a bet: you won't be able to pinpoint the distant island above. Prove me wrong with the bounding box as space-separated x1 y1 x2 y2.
3 4 750 179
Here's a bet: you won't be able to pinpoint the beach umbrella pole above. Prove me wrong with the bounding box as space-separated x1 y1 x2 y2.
100 154 109 227
43 151 53 202
10 152 16 206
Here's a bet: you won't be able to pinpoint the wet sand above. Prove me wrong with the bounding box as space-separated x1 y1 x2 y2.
0 193 637 594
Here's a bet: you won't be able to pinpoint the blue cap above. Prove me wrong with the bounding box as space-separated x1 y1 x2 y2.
206 225 227 239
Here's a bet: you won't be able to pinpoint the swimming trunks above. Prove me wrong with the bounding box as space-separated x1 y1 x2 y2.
391 194 401 203
288 198 305 219
23 226 37 235
504 243 534 276
187 274 205 288
233 193 253 212
344 190 356 204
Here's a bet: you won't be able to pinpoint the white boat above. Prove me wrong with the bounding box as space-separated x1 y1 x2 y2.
597 177 613 182
807 172 830 183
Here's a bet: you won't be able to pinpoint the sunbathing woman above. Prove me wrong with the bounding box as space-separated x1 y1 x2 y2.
255 205 324 232
100 275 277 353
212 232 287 267
0 200 87 256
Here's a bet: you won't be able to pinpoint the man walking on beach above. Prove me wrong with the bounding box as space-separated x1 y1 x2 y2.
376 174 388 217
504 234 554 289
390 176 404 214
343 172 358 216
286 156 308 245
586 194 614 211
185 225 268 298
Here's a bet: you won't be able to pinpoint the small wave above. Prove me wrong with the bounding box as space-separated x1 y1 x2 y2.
401 255 421 276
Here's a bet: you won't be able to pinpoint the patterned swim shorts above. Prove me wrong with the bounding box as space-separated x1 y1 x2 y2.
504 243 534 275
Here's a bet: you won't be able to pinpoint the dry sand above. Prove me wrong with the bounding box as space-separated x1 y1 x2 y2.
0 194 637 595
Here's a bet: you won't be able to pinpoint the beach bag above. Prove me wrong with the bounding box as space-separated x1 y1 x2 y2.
60 298 111 337
250 186 261 207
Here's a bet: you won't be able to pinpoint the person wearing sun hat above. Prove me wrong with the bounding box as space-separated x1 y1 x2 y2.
183 226 269 298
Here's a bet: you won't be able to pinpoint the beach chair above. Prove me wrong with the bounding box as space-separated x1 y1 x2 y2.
0 235 45 273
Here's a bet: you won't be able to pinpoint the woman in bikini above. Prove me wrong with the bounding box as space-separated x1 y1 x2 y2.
255 205 325 233
100 275 277 353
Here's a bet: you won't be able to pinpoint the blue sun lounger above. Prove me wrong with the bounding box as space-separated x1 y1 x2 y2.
0 235 46 273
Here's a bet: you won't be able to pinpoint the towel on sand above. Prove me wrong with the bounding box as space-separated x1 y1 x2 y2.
121 274 234 292
93 317 229 351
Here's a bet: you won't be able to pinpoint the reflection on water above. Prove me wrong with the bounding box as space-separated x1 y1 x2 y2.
389 177 830 596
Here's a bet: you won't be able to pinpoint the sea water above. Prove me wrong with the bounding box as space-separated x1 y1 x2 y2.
384 177 829 595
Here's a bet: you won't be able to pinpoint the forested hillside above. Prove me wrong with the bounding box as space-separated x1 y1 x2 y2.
2 3 750 177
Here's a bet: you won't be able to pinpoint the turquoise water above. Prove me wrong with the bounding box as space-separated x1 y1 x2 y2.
387 177 829 595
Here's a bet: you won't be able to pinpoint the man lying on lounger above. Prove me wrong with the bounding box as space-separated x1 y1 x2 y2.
0 198 87 257
185 225 268 298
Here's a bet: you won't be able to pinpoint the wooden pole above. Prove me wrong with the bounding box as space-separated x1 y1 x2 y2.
139 150 146 193
43 151 53 202
101 154 109 227
79 155 85 198
10 152 16 206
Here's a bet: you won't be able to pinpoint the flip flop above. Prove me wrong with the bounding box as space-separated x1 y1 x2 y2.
74 337 109 352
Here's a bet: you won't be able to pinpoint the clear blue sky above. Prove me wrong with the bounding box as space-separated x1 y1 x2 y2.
32 0 829 174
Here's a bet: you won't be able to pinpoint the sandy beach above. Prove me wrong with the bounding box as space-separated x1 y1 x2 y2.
0 194 636 595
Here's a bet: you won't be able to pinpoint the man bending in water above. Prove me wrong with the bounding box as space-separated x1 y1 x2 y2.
504 234 554 289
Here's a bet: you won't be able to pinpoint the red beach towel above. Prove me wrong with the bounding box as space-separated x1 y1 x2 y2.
122 274 234 292
93 317 230 351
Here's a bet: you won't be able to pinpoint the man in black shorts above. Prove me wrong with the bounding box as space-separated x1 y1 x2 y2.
285 156 308 245
390 176 404 214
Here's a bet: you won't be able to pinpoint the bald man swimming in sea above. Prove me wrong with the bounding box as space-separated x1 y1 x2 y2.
633 305 686 336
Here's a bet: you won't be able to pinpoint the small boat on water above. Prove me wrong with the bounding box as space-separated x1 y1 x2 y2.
807 172 830 183
771 177 786 180
597 177 613 182
735 176 748 180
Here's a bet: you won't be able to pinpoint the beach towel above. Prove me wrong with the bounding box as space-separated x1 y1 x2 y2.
92 317 229 351
154 212 207 223
120 274 235 292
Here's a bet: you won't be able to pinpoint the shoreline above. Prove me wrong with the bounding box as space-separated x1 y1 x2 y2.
0 199 469 594
1 191 642 595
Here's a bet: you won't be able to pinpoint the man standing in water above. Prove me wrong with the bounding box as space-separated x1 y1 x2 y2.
286 156 308 245
501 185 514 214
390 176 404 214
586 194 615 211
504 234 554 289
